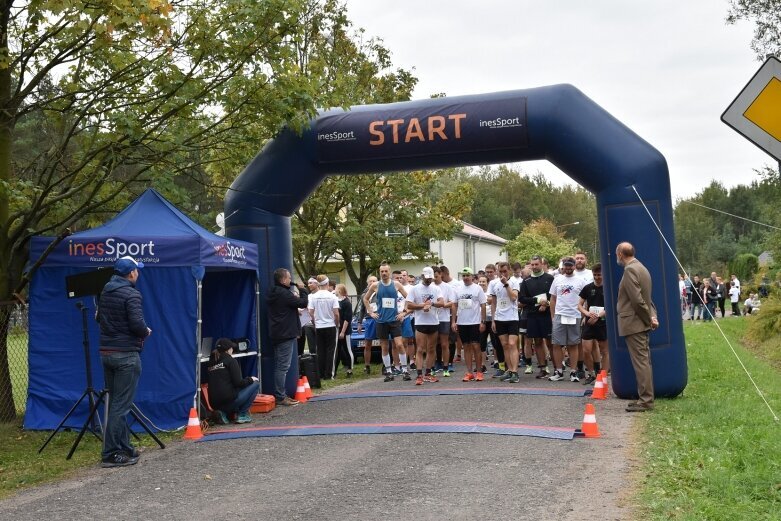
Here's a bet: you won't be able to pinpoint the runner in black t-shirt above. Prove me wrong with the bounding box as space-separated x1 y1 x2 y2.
577 263 609 385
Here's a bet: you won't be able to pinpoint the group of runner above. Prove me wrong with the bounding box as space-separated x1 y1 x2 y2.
357 253 610 386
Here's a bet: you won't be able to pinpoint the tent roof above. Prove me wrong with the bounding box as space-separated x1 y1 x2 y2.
30 189 258 269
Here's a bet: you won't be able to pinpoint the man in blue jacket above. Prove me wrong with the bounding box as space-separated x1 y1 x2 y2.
266 268 310 405
96 256 151 468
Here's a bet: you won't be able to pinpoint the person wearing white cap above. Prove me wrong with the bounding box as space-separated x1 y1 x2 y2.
405 266 444 385
308 274 340 379
96 256 150 468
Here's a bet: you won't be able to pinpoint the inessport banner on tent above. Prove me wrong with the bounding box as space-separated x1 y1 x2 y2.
31 235 258 269
315 93 528 164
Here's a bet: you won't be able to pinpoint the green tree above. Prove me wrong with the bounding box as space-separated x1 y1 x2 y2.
727 0 781 59
504 218 577 266
0 0 356 421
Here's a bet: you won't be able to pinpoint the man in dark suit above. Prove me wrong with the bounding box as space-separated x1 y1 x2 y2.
615 242 658 412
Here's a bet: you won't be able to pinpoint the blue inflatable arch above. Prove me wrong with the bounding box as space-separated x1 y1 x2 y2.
225 85 687 400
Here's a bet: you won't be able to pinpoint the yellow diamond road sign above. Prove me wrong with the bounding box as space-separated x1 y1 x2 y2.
722 56 781 162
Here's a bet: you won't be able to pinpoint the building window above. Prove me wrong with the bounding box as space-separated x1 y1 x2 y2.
463 239 473 268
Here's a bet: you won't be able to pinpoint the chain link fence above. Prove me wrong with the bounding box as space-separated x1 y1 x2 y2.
0 301 28 420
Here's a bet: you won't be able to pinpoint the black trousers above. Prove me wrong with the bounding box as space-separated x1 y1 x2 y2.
298 324 317 356
334 334 354 375
315 326 337 379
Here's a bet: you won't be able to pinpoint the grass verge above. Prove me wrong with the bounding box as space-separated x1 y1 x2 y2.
635 318 781 520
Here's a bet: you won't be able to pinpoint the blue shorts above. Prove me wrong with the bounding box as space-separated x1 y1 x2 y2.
363 318 376 340
402 316 414 338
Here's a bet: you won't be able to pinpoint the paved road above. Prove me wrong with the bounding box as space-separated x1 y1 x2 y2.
2 371 637 520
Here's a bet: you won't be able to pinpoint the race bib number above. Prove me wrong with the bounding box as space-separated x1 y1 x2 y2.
561 316 577 325
458 299 472 310
589 306 604 316
498 298 511 310
382 298 395 309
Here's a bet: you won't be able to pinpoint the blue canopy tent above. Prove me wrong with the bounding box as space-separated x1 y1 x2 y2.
24 189 260 431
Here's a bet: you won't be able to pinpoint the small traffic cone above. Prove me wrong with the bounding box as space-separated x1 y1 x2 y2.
302 376 313 399
599 370 610 398
592 373 606 400
294 378 308 403
580 403 601 438
183 407 204 440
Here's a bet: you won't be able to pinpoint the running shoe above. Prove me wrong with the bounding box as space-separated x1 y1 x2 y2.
392 367 403 376
462 372 475 382
508 372 520 383
402 371 412 381
475 372 484 381
498 371 512 381
217 410 230 425
415 375 424 385
235 412 252 424
569 371 580 382
434 361 443 372
577 370 586 380
548 371 565 382
443 369 451 377
481 365 487 373
424 374 439 383
447 364 456 373
583 374 597 385
409 362 417 370
384 373 395 382
492 361 500 369
524 365 534 375
535 368 550 379
492 368 505 378
364 365 371 375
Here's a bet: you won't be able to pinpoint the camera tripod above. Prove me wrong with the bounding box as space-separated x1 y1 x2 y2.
38 302 164 459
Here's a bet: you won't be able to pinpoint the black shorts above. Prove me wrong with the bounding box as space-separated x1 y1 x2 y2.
415 324 439 335
519 318 528 333
494 320 519 336
438 321 451 335
376 321 402 339
458 324 481 344
581 322 607 341
526 313 552 339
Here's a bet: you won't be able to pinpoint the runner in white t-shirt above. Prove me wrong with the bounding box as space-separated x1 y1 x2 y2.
405 267 444 384
573 252 594 285
452 267 487 382
307 274 341 380
442 265 463 366
433 267 456 377
547 258 587 382
489 261 521 383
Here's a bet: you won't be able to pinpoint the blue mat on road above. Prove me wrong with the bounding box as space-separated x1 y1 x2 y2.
308 387 590 402
200 421 577 442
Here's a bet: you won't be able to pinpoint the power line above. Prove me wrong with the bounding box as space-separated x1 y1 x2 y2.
682 200 781 231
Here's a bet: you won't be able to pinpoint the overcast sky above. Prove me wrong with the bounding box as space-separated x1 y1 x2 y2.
344 0 775 201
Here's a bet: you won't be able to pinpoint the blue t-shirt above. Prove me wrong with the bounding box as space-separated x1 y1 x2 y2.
376 280 398 323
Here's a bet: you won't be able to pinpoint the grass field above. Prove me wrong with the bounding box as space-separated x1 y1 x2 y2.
635 318 781 520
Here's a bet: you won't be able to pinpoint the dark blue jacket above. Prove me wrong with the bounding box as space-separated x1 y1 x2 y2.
97 275 149 351
266 283 309 342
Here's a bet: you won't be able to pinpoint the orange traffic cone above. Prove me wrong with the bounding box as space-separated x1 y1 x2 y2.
580 403 601 438
294 378 308 403
302 376 313 399
592 373 606 400
183 407 204 440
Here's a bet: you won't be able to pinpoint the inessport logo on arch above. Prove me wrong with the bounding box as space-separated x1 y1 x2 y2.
67 238 159 264
213 241 247 265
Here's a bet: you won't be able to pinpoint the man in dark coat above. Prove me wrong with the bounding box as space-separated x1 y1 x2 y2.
266 268 309 405
96 256 151 467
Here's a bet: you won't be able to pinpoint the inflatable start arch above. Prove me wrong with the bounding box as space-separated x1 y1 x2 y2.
225 85 687 400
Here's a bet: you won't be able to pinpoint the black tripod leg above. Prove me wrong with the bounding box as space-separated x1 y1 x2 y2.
38 389 90 454
129 405 166 449
66 392 106 460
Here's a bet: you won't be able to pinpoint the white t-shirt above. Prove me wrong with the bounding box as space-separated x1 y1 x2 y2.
549 275 587 318
729 286 740 303
489 278 520 322
679 280 686 297
307 289 339 328
435 281 455 322
406 282 443 326
453 282 487 325
573 268 594 285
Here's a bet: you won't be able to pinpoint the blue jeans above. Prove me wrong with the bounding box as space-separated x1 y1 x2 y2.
101 351 141 460
704 301 716 321
226 381 260 414
273 338 297 401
